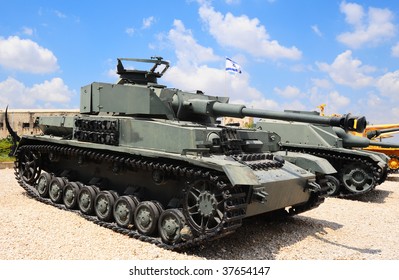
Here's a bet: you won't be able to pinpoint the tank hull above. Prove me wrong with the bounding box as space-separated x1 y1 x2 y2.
14 117 326 248
257 120 389 196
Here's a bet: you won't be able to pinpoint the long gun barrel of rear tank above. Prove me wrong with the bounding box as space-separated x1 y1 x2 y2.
371 141 399 148
367 127 399 139
334 127 399 148
177 98 367 132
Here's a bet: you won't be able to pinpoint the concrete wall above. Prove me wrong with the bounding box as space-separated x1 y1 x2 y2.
0 109 79 139
222 116 254 128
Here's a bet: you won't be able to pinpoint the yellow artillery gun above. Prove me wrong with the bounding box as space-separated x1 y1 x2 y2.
351 124 399 173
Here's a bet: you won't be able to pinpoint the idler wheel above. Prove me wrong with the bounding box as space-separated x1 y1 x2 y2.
36 172 52 198
63 182 81 209
158 209 186 244
113 195 139 228
18 149 41 184
78 185 98 215
183 179 225 234
94 191 115 221
134 201 162 235
341 163 375 194
48 177 65 203
324 175 341 196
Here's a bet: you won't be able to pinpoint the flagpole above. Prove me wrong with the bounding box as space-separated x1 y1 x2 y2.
224 57 241 97
224 65 227 97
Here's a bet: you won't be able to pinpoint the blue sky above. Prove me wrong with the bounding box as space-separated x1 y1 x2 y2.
1 0 399 126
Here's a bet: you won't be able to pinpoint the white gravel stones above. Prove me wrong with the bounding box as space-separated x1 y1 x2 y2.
1 168 398 260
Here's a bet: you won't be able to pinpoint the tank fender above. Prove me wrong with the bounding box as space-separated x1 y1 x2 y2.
274 151 336 175
222 164 260 186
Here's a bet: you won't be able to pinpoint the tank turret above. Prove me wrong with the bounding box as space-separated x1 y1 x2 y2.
77 58 366 131
6 57 345 249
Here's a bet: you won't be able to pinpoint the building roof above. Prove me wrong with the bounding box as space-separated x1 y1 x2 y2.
0 109 79 113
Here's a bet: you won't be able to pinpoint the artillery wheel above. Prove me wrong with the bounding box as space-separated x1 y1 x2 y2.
36 172 52 198
324 175 341 196
134 201 161 235
113 195 139 228
48 177 65 203
94 191 115 221
78 185 98 215
183 179 225 235
158 209 186 244
388 155 399 173
18 149 41 184
340 163 375 194
63 182 81 209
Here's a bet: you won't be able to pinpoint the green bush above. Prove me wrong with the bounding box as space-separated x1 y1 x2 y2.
0 136 14 162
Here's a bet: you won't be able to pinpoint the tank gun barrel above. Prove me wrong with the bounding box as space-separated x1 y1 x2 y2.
366 127 399 139
369 141 399 148
176 98 366 132
333 127 399 148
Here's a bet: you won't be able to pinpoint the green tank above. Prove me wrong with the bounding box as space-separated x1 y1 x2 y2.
6 58 366 249
256 110 390 197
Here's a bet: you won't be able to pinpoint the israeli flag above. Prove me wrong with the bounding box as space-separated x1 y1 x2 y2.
225 57 242 74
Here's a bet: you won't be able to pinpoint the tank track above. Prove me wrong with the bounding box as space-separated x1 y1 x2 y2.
13 144 326 250
282 146 386 197
13 144 248 250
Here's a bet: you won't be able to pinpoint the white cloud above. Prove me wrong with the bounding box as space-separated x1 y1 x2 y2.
357 92 399 125
232 97 279 111
198 3 302 60
376 70 399 100
0 36 59 74
167 20 220 69
0 77 75 109
311 78 332 89
311 25 323 37
142 16 155 29
29 78 73 103
317 50 375 88
225 0 240 4
274 85 301 98
164 63 263 103
392 107 399 119
54 10 67 19
307 85 352 115
366 93 383 107
106 68 119 80
340 1 364 27
161 20 263 104
337 1 396 48
281 100 307 111
125 27 135 36
392 42 399 57
22 27 34 36
0 77 33 107
329 90 350 107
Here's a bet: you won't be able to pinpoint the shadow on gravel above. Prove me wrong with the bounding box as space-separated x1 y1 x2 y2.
185 214 349 260
343 189 391 204
310 232 381 256
386 175 399 182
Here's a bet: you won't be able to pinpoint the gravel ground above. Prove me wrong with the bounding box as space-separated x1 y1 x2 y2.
0 167 398 260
